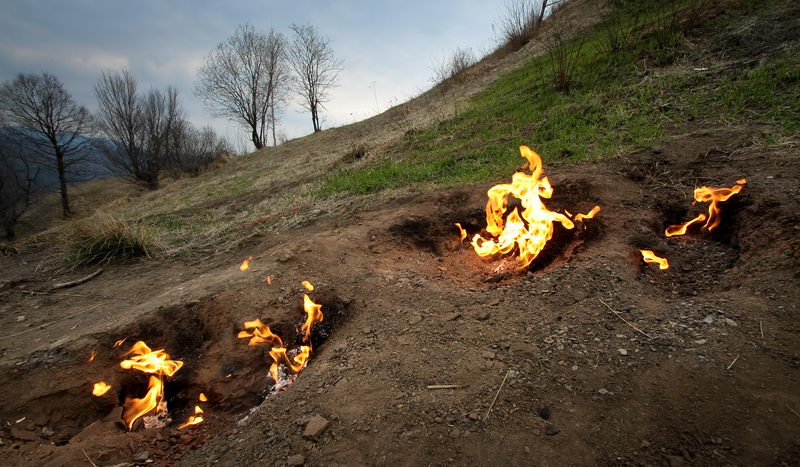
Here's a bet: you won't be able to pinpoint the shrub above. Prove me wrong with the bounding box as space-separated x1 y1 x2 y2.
495 0 549 52
0 241 20 255
430 47 477 86
61 214 162 267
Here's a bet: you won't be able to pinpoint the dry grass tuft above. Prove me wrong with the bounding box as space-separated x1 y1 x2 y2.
61 214 163 267
0 242 21 256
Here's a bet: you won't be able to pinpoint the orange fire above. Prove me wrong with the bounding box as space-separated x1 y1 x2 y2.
113 338 127 348
300 295 323 343
199 393 208 402
119 341 183 430
301 280 314 291
471 146 598 267
574 205 602 222
92 381 111 396
454 223 467 243
178 405 204 430
266 275 274 285
640 250 669 270
268 346 312 383
240 256 252 271
665 180 745 237
237 319 283 347
88 350 96 362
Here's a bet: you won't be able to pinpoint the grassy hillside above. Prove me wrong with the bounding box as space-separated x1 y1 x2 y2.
317 0 799 196
8 0 798 265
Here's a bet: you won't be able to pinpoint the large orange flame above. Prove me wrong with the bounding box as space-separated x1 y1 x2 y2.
665 180 745 237
268 346 312 383
237 319 284 347
300 294 323 343
640 250 669 270
119 341 183 430
92 381 111 396
471 146 597 267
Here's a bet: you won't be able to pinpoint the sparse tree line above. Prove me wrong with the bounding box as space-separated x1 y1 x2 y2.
0 21 342 240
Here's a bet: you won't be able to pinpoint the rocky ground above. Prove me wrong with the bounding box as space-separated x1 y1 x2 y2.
0 124 798 466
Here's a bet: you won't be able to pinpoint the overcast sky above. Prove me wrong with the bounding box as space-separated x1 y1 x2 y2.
0 1 503 150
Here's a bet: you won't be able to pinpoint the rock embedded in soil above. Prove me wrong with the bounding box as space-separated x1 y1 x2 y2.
303 415 330 439
287 454 305 466
133 450 150 462
408 313 423 325
10 428 37 441
545 424 561 436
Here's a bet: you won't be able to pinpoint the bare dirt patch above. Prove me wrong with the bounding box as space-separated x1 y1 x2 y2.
0 125 798 466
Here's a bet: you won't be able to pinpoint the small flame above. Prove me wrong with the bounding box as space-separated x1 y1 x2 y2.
122 375 162 430
92 381 111 396
199 393 208 402
119 341 183 430
454 223 467 243
88 350 96 362
178 406 204 430
640 250 669 270
300 295 323 343
268 346 312 382
574 205 601 222
240 256 252 271
266 276 274 285
113 338 127 348
665 181 745 237
301 280 314 291
471 146 597 268
120 341 184 376
237 319 283 347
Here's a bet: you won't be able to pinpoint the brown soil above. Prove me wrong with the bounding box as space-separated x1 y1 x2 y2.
0 124 798 466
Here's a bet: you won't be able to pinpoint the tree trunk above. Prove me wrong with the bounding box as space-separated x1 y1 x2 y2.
271 97 277 146
251 127 262 149
55 151 71 218
3 223 15 241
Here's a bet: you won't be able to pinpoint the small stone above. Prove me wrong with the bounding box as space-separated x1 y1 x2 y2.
133 450 150 462
468 412 479 420
537 405 551 420
481 350 496 360
303 415 330 439
449 428 461 438
693 339 707 345
408 314 423 325
702 315 714 324
10 428 37 441
545 424 560 436
598 388 609 395
724 318 738 327
287 454 305 466
475 311 491 321
179 434 195 444
618 349 628 356
571 365 578 371
441 312 460 322
16 316 25 322
641 439 652 448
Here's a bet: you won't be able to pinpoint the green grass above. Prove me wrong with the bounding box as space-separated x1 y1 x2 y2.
316 0 799 198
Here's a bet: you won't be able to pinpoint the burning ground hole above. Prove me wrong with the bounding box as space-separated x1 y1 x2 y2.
0 284 349 463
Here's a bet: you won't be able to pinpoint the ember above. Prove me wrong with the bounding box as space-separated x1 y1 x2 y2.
471 145 600 267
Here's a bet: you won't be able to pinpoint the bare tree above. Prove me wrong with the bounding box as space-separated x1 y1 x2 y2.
0 138 38 239
430 47 477 85
94 69 183 189
287 23 343 133
495 0 555 51
0 72 94 217
164 120 230 176
195 24 287 150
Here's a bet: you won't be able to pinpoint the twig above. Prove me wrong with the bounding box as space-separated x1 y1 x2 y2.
81 448 98 467
51 269 103 291
760 321 764 339
599 299 653 339
427 384 463 390
787 404 800 419
726 354 739 370
20 288 126 301
0 304 101 340
483 370 511 422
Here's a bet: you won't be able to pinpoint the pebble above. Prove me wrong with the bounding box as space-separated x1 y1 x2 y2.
693 339 707 345
724 318 738 327
618 349 628 356
702 315 715 324
598 388 609 395
303 415 330 439
545 424 561 436
16 316 25 322
287 454 305 466
482 350 496 360
408 314 423 325
133 450 150 462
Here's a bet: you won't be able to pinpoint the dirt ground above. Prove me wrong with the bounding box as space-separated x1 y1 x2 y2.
0 124 798 466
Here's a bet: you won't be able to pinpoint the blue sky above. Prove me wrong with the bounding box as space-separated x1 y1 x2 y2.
0 1 502 150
